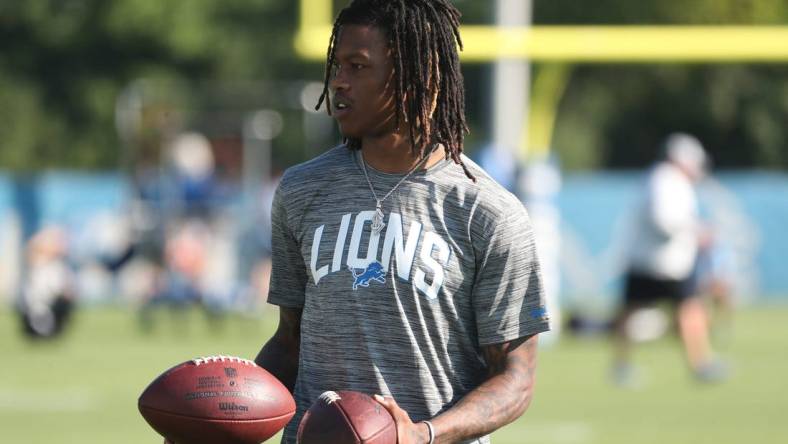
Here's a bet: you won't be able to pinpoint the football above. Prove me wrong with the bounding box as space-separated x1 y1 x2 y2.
297 390 397 444
138 355 295 444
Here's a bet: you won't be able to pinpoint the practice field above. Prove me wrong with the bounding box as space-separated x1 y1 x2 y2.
1 305 786 444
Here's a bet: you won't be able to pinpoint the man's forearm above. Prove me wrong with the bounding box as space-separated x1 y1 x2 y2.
430 335 538 443
255 334 300 392
254 307 302 393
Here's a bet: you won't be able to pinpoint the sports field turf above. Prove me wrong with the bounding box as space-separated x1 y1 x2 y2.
1 304 786 444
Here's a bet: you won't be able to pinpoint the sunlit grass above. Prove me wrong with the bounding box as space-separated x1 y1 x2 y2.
1 304 786 444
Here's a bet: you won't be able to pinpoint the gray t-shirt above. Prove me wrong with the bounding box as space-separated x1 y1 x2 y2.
268 145 549 444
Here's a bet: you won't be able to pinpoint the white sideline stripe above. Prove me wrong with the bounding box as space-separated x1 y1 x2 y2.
519 421 593 444
0 388 99 412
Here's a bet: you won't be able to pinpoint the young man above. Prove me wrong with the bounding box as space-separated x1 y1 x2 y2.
256 1 549 443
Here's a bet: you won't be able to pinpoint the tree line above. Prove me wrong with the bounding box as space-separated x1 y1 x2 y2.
0 0 785 171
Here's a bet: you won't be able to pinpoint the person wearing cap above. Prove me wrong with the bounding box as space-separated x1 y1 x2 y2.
612 133 727 386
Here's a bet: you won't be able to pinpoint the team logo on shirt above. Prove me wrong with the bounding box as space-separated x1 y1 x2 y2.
349 262 387 290
530 307 549 321
309 211 451 300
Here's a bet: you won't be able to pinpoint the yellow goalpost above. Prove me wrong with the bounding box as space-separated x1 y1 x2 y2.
295 0 788 159
296 0 788 63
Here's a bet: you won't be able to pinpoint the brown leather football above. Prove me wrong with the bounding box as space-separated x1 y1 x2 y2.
297 391 397 444
138 355 295 444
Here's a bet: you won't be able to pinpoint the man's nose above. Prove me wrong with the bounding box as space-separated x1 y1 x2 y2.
330 67 349 91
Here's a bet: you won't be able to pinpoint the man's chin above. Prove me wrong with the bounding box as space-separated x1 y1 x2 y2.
337 126 360 140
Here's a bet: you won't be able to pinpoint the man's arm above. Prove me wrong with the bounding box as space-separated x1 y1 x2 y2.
254 306 303 392
434 334 538 442
376 333 539 444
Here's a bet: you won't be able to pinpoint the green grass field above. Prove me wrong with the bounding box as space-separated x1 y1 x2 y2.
1 305 786 444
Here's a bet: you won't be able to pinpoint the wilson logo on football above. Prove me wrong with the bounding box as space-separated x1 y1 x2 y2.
219 402 249 412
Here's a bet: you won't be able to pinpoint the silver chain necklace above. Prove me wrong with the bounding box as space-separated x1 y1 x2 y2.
360 147 436 235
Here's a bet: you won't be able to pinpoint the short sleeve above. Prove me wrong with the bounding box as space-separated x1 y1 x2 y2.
473 204 550 346
266 180 308 308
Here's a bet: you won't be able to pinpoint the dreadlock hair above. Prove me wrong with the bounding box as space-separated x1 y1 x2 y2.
315 0 476 181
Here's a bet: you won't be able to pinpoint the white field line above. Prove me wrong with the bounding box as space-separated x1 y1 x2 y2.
0 388 100 412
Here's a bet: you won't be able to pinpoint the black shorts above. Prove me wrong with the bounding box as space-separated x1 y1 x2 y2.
623 272 694 307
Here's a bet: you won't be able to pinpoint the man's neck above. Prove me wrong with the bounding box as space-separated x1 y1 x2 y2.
360 133 443 174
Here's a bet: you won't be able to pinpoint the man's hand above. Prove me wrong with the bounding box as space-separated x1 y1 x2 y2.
374 395 431 444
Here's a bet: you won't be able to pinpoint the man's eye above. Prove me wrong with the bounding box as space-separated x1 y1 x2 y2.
351 63 364 70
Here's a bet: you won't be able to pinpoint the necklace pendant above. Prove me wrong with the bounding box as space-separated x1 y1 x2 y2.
372 202 386 235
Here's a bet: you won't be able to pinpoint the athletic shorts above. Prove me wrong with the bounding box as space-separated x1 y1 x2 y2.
623 271 694 306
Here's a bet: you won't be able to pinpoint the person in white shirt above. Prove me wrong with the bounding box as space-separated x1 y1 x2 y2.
613 133 726 385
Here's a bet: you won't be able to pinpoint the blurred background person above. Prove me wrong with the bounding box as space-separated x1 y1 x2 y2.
612 133 727 386
136 132 241 330
17 226 75 339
